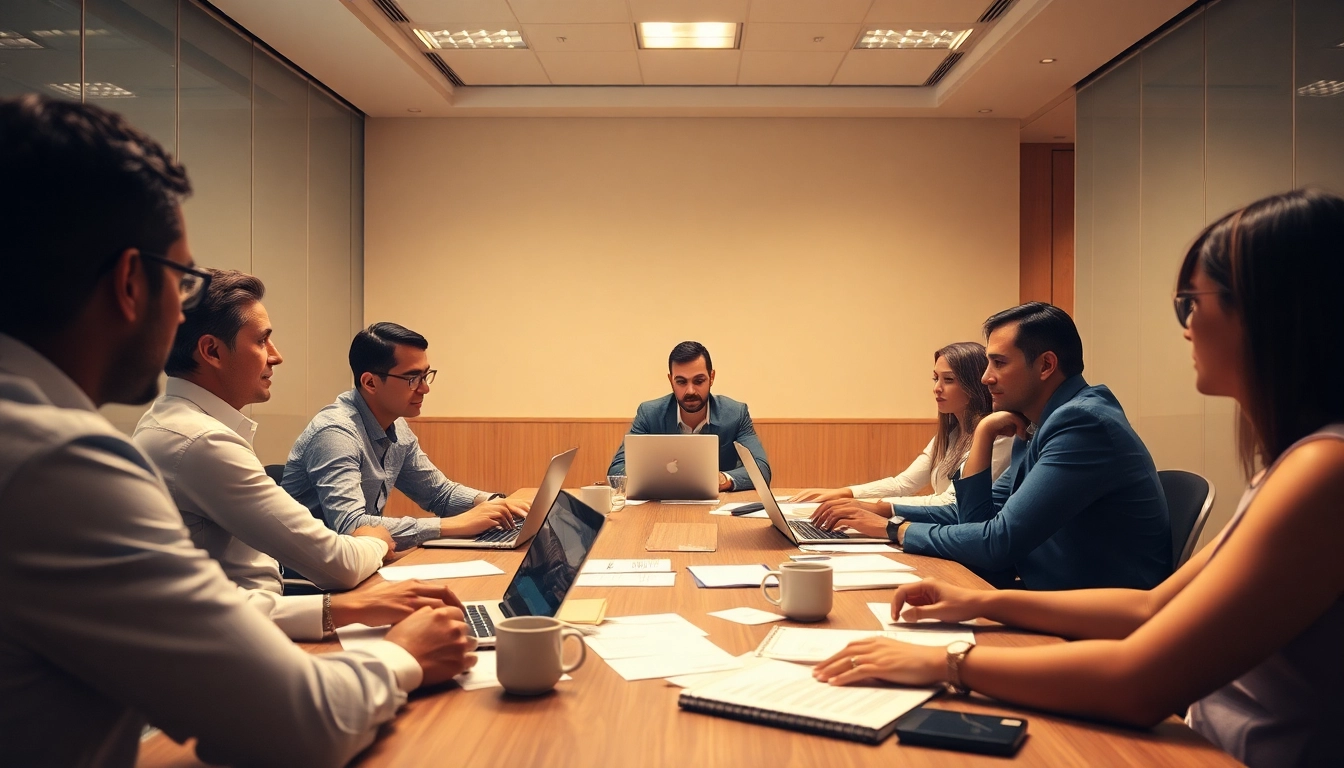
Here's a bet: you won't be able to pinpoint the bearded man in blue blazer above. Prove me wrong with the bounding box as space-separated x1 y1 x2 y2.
608 341 770 491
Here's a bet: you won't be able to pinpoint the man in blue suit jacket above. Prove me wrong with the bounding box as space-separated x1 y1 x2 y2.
813 303 1171 591
608 341 770 491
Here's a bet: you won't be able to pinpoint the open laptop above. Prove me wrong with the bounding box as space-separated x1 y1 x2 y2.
625 433 720 502
423 447 577 550
461 490 606 647
733 441 892 545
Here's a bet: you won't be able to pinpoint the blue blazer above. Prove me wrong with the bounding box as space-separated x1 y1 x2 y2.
607 393 771 491
896 375 1172 591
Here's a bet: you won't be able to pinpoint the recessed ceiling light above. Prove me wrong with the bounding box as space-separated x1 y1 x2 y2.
856 28 971 50
1297 79 1344 97
31 29 109 37
0 31 42 48
47 82 135 99
978 108 992 113
413 28 526 50
637 22 740 50
1040 57 1057 63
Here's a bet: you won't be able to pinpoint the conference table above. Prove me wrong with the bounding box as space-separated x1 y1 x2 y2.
138 492 1241 768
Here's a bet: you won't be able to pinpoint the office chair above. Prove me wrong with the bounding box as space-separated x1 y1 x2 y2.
1159 469 1215 569
264 463 323 595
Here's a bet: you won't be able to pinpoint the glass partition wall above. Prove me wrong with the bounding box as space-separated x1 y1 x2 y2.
1 0 365 464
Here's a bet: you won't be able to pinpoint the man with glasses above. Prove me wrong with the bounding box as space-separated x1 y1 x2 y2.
0 95 477 766
283 322 528 549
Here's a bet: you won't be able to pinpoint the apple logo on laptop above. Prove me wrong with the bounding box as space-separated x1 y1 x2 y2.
666 460 679 474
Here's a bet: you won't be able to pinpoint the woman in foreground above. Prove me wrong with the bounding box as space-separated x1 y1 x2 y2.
814 189 1344 767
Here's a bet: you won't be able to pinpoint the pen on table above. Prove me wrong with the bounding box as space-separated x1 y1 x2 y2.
792 555 830 561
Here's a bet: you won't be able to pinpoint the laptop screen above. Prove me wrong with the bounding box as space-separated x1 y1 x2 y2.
500 490 605 619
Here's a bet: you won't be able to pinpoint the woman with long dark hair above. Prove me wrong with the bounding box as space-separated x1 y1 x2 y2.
813 189 1344 767
792 342 1011 506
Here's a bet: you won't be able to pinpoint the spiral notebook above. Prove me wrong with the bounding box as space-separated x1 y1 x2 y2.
678 658 937 744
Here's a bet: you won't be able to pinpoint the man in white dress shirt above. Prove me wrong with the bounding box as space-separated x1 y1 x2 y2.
0 95 476 766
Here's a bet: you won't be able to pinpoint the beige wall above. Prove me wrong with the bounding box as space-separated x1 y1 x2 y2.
364 117 1019 419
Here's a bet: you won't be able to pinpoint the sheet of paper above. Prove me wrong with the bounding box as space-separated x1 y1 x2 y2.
799 543 903 554
891 629 976 647
574 572 676 587
665 653 766 688
454 650 572 691
581 559 672 574
788 554 915 573
755 626 894 664
378 560 504 582
866 602 977 628
707 607 786 626
687 564 770 588
600 613 707 634
335 622 389 650
833 571 922 591
602 638 744 681
623 499 650 505
710 502 816 519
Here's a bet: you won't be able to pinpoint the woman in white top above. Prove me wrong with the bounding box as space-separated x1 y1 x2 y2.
812 189 1344 768
793 341 1012 507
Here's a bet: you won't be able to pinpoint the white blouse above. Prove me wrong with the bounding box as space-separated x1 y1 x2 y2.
847 432 1014 507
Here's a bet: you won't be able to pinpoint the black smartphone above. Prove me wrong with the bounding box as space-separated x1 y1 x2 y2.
894 706 1027 757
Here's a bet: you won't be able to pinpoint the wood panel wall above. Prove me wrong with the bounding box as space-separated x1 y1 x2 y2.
1021 142 1075 314
385 418 937 517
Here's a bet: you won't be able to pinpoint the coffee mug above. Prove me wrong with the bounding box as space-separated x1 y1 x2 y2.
495 616 587 696
760 562 833 622
580 484 614 514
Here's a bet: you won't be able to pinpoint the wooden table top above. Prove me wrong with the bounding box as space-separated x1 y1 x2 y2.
138 491 1241 768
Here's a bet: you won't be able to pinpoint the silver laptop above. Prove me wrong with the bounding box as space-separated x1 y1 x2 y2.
423 448 577 550
733 442 892 545
460 490 606 647
625 433 720 502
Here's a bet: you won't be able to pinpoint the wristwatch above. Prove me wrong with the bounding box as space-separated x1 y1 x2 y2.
885 514 906 543
945 639 976 695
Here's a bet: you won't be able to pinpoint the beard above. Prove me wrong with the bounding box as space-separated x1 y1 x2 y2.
678 393 707 414
106 305 173 406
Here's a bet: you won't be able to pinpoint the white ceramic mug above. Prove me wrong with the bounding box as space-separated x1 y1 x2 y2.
580 485 614 514
495 616 587 696
760 562 833 622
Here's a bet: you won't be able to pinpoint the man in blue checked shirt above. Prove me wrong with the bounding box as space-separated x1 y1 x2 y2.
283 322 528 550
813 303 1172 591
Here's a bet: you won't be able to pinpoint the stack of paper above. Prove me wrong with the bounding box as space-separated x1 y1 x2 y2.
710 502 817 519
583 613 743 681
378 560 505 581
833 571 922 591
790 554 915 572
754 626 896 664
575 559 675 587
687 564 770 588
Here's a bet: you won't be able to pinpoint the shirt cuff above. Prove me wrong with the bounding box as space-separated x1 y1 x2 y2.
361 639 425 692
273 594 324 641
415 516 441 545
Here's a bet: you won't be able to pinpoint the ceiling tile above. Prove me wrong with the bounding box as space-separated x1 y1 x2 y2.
636 50 741 84
626 0 750 23
524 23 636 51
830 48 947 85
436 49 551 84
737 51 845 84
535 51 642 83
398 0 518 24
864 0 992 24
507 0 630 24
748 0 875 24
742 23 860 51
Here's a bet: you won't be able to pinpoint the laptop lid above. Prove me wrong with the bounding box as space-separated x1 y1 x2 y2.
509 447 578 548
733 441 800 544
625 433 719 501
499 490 606 619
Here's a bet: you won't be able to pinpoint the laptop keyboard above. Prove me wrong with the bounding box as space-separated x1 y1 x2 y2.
465 604 496 638
473 517 526 544
789 520 847 541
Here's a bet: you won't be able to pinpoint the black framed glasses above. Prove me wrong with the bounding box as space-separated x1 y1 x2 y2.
139 252 212 310
378 369 437 388
1172 290 1221 329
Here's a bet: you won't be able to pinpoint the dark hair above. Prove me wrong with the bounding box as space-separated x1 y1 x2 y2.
164 270 266 376
982 302 1084 378
0 94 191 341
668 341 712 373
350 322 429 389
1177 188 1344 474
930 342 994 477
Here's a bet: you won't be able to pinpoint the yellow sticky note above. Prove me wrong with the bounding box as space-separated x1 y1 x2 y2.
556 598 607 625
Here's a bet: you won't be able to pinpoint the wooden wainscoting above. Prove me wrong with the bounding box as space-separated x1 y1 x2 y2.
384 417 937 517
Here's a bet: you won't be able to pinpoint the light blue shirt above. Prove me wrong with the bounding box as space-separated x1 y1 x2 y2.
282 389 485 549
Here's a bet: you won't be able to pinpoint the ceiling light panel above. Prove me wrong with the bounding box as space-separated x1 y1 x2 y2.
637 22 740 49
414 28 527 49
1297 80 1344 98
47 82 135 99
856 28 971 49
0 31 42 48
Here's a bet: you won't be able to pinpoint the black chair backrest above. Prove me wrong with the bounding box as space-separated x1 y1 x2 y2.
264 463 285 485
1159 469 1215 569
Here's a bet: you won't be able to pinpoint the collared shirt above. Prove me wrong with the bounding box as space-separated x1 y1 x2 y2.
0 333 421 767
895 375 1172 591
282 389 485 548
677 403 710 434
846 433 1015 507
133 378 387 593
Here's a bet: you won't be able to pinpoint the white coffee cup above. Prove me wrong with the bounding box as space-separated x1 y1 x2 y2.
580 485 614 514
495 616 587 696
760 562 833 622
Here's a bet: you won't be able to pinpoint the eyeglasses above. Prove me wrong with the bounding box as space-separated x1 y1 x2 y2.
1172 290 1221 329
378 369 437 388
139 253 212 310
